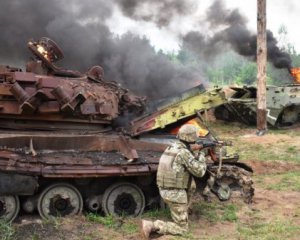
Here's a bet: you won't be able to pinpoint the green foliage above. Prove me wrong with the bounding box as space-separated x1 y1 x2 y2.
120 219 139 235
177 49 198 66
142 207 171 219
221 204 238 222
86 213 116 228
286 146 297 154
86 213 139 235
166 51 181 64
0 221 15 240
233 62 257 85
206 52 251 86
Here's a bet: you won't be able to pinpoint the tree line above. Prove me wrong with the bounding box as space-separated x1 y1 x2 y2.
165 25 299 86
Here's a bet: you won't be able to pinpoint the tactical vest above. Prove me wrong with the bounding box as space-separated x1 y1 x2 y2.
157 143 190 189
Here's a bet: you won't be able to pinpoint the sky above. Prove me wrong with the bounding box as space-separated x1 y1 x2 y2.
106 0 300 53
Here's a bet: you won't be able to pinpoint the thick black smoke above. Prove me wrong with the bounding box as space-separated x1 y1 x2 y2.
0 0 292 100
0 0 200 99
116 0 196 27
182 0 292 70
0 0 113 68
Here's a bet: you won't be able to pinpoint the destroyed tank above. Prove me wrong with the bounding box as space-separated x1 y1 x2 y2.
214 69 300 127
0 38 254 222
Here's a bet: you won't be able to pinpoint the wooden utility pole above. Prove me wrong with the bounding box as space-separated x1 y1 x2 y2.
257 0 267 135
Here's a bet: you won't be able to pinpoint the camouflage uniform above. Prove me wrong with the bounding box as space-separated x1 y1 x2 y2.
154 141 207 235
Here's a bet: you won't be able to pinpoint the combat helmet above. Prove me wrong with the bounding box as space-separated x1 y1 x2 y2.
177 124 199 143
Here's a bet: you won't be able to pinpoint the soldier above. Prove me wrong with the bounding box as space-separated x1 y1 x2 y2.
140 124 207 239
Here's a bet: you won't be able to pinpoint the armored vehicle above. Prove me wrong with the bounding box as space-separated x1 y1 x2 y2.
214 84 300 127
0 38 253 222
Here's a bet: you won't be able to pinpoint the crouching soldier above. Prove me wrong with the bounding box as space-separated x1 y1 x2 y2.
140 124 207 239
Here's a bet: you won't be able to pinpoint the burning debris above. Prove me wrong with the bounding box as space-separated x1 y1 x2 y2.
290 68 300 84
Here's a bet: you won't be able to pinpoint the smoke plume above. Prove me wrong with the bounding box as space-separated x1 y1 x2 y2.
0 0 200 99
0 0 292 100
182 0 292 70
115 0 197 27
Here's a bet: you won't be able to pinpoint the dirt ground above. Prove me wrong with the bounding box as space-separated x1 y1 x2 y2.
2 122 300 240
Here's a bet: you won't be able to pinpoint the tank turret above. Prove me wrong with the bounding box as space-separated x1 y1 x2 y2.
0 37 146 131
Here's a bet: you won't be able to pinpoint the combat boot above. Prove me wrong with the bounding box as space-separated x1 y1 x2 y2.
140 219 155 239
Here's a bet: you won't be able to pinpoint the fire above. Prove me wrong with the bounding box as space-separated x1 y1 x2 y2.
170 118 209 137
290 68 300 84
36 44 49 60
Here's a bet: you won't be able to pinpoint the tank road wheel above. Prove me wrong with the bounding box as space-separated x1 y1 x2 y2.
206 164 254 203
215 184 232 201
102 182 145 217
0 195 20 222
37 183 83 220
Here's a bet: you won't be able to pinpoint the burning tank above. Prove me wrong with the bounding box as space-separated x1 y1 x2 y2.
0 37 146 128
0 38 254 222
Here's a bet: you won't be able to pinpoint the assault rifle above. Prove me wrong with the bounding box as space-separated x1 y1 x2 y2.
189 111 236 162
191 138 232 162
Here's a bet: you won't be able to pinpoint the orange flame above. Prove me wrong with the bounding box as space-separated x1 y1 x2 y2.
290 68 300 84
36 44 49 60
170 118 209 137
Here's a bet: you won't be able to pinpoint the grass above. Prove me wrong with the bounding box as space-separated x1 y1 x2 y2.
120 219 139 235
193 202 219 223
255 171 300 191
86 213 139 236
231 138 300 162
0 220 15 240
86 213 117 228
142 203 238 239
238 219 300 240
193 202 238 223
142 207 171 219
221 204 238 222
286 146 298 154
208 121 300 162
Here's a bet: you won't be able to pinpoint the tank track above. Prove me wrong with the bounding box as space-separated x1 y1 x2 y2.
205 164 254 203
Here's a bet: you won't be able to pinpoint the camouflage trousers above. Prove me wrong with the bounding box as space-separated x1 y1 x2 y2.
153 182 196 235
153 200 189 235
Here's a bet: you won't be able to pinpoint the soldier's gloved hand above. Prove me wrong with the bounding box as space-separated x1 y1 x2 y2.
190 143 203 151
197 151 206 163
